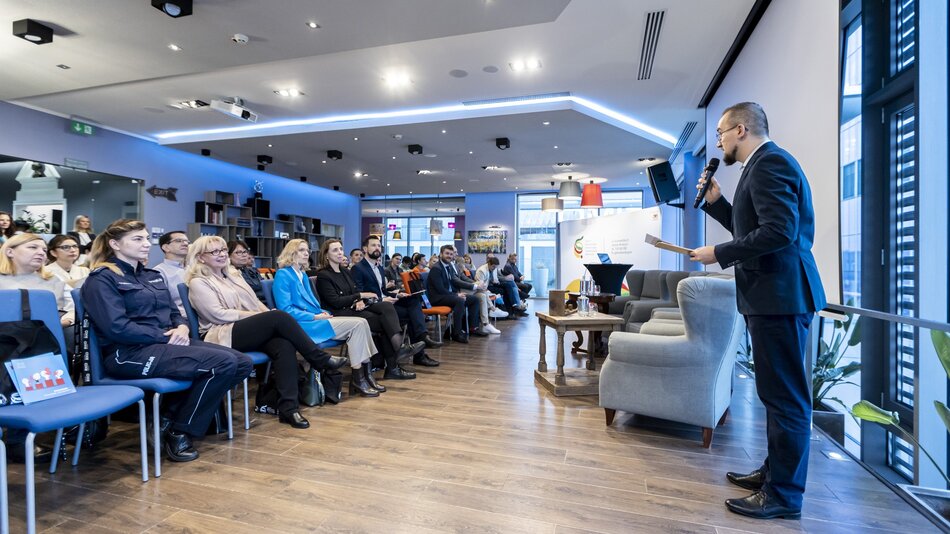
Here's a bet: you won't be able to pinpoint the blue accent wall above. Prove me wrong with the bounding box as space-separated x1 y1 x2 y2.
0 101 360 264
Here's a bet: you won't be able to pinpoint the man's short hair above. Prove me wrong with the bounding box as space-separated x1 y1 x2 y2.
722 102 769 137
392 253 402 260
440 244 455 254
507 253 517 261
487 257 500 266
159 231 186 249
350 248 362 256
361 235 380 248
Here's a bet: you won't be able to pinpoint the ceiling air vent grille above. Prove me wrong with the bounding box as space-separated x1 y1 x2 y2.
668 121 697 162
638 10 665 80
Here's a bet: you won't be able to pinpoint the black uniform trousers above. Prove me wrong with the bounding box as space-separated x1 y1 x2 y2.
104 339 253 437
746 312 813 509
428 292 479 334
230 310 328 417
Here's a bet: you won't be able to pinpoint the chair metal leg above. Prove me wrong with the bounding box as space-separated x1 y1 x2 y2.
225 391 233 440
435 316 443 343
137 400 148 482
152 393 162 478
24 432 36 534
0 433 8 534
243 378 250 430
71 422 85 466
49 428 64 474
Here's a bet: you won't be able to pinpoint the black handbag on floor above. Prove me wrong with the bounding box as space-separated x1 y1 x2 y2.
321 369 343 404
299 365 325 407
0 290 64 406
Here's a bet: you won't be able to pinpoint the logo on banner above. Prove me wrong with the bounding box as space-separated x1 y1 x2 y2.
573 236 584 258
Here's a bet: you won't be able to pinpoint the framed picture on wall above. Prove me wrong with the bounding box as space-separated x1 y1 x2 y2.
467 230 507 253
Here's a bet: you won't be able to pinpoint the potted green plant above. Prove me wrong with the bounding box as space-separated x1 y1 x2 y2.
851 330 950 531
812 310 862 445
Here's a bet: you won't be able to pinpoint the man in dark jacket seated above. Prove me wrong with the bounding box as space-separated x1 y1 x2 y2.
424 245 487 343
501 253 532 301
351 236 442 365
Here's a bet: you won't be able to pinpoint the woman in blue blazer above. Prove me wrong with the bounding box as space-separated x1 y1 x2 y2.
273 239 382 397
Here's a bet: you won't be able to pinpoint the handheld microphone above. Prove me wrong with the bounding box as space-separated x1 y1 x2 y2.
693 158 721 209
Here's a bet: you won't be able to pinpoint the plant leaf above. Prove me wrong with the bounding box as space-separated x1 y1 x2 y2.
851 400 900 426
838 361 861 378
936 401 950 436
932 330 950 380
847 316 862 347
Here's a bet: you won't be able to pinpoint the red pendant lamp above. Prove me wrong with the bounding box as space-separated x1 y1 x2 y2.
580 180 603 208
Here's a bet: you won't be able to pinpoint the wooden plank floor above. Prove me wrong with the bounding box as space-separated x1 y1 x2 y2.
7 301 939 533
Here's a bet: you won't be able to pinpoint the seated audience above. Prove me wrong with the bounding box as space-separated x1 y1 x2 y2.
501 253 532 300
459 254 475 276
0 211 14 244
401 254 413 272
272 239 383 397
152 230 190 315
451 257 503 335
386 253 404 290
411 253 428 272
427 255 440 270
46 234 90 289
349 248 363 268
227 239 267 306
185 236 347 429
351 235 441 365
425 245 485 343
81 219 253 462
67 214 96 263
315 239 425 380
476 257 527 317
0 232 76 333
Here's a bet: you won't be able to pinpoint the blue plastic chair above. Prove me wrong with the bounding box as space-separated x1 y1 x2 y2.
72 289 189 479
0 289 148 534
177 283 270 434
260 278 345 353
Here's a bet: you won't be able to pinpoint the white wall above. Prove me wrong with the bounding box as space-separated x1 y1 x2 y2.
704 0 840 304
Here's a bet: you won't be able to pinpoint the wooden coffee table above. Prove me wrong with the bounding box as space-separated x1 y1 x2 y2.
534 311 624 396
566 292 617 356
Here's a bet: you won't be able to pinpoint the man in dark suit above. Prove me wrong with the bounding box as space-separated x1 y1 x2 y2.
352 236 442 367
426 244 486 343
691 102 825 520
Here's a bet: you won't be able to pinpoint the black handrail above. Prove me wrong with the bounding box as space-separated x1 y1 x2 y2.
824 303 950 333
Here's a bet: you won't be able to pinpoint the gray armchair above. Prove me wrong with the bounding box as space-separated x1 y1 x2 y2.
621 270 688 332
599 276 743 448
607 270 644 315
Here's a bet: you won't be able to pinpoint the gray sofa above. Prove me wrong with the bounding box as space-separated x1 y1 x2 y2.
621 271 689 333
599 276 743 448
607 269 669 316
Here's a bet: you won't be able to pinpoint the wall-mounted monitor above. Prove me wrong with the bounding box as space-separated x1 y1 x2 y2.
646 160 680 205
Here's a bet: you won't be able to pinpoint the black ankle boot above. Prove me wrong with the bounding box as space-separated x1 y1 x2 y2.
349 366 380 397
363 363 386 392
304 348 348 371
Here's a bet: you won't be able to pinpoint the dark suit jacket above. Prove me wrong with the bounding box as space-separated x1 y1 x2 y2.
352 258 394 299
314 268 361 314
703 141 826 315
426 261 474 297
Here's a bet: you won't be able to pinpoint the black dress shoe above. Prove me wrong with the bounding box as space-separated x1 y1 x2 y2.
726 468 766 491
451 334 469 344
725 491 801 520
278 411 311 429
383 366 417 380
396 341 426 363
163 430 199 462
469 328 489 337
423 336 444 349
413 353 440 367
324 355 349 370
6 444 53 464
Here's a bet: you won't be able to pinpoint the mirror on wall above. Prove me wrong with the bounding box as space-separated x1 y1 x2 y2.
0 154 142 236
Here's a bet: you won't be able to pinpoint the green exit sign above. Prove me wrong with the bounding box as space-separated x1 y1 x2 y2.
68 119 95 136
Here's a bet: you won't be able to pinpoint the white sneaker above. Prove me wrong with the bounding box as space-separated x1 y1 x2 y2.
518 301 528 310
483 323 502 334
488 308 509 318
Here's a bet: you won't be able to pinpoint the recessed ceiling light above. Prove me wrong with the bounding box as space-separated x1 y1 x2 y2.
482 165 500 171
460 189 464 192
503 177 507 181
321 160 327 164
91 180 101 184
353 137 359 141
387 183 391 186
167 43 183 52
441 129 447 134
267 144 273 148
553 145 558 149
56 64 71 70
515 186 519 189
509 58 542 71
274 89 304 97
392 156 396 160
442 180 447 184
542 121 550 126
416 170 432 175
306 21 320 29
171 99 208 110
468 151 473 154
383 72 412 88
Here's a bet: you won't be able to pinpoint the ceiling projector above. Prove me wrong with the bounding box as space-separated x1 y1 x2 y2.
210 97 258 122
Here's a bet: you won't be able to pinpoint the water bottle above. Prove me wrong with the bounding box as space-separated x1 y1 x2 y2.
577 294 590 316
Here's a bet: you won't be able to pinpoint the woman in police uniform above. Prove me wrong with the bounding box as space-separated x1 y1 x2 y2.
80 219 253 462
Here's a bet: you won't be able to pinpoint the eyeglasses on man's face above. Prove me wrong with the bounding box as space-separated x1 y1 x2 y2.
170 238 190 245
716 124 741 141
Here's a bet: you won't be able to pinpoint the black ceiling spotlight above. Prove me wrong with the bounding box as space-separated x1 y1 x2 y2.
200 148 211 156
13 19 54 45
408 144 423 155
257 155 273 165
327 150 343 160
299 176 307 182
151 0 193 18
495 137 510 150
333 185 340 191
256 164 265 171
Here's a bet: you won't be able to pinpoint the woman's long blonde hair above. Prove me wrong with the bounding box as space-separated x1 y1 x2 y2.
277 238 309 269
73 214 94 233
316 239 343 270
88 219 147 275
0 233 53 279
184 235 236 282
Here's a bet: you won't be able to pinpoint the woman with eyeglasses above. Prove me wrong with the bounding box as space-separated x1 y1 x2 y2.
46 234 90 289
81 219 254 462
227 239 266 306
0 211 14 244
0 233 76 329
185 236 348 429
272 239 382 397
